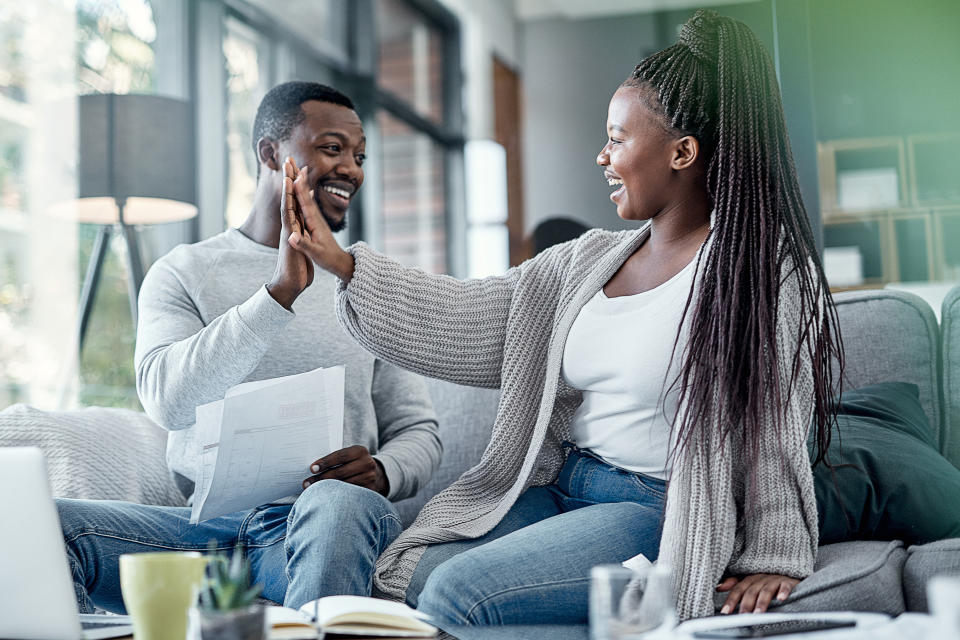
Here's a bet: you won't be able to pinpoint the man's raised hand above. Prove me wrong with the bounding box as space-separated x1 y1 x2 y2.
265 157 314 309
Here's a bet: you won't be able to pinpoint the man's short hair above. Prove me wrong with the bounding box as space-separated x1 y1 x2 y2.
252 81 356 180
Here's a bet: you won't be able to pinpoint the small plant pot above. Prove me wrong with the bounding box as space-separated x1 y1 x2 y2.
189 605 266 640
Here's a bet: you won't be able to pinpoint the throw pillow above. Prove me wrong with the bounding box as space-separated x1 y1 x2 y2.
810 381 960 545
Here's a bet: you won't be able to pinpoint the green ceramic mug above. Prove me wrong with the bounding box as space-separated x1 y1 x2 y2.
119 552 208 640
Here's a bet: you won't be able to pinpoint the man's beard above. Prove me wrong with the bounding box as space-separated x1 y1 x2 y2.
325 212 347 233
315 187 348 233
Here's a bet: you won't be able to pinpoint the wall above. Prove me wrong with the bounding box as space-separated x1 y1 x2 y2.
808 0 960 141
520 2 777 234
521 13 659 234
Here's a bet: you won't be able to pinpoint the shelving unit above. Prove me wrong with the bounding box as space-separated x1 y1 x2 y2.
818 133 960 288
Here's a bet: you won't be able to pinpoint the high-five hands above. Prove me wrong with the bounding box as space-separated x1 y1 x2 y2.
303 445 389 496
281 157 356 283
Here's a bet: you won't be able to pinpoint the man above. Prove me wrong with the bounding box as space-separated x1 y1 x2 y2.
57 81 441 612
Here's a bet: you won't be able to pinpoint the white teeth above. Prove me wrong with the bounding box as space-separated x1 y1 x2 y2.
607 178 623 186
323 185 351 199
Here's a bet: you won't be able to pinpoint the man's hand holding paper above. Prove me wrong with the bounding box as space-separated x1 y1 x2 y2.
304 445 389 496
190 366 346 523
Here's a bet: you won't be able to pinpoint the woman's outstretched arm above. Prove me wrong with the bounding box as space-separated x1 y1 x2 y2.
283 157 522 388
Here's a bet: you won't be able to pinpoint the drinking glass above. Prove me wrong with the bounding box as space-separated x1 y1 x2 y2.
590 564 677 640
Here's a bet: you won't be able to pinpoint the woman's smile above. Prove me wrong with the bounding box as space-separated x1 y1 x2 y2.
606 172 625 202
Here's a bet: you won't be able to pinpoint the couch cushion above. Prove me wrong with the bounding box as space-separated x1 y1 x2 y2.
812 382 960 545
393 379 500 526
942 285 960 469
0 404 185 507
766 541 907 616
903 538 960 611
833 290 943 449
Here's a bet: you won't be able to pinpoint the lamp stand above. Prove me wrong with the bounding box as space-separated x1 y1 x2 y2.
77 199 145 354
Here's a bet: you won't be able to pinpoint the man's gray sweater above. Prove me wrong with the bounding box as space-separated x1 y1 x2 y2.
133 228 441 503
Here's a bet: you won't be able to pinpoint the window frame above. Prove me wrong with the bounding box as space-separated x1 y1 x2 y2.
192 0 465 274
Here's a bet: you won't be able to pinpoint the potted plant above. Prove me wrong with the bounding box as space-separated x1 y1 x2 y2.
189 545 265 640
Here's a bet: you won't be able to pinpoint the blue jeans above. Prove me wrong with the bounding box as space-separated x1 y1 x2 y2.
406 446 667 626
56 479 403 613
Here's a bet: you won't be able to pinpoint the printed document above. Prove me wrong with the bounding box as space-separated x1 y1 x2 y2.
190 366 344 523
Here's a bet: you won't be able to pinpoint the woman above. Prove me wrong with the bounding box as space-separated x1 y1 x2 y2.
283 10 842 624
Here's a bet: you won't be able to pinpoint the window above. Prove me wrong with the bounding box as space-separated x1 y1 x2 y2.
376 0 445 125
0 0 160 410
378 111 447 273
246 0 350 64
0 0 463 411
224 16 270 229
372 0 462 274
75 0 158 409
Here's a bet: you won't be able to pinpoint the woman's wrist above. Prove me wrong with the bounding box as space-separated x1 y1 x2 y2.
332 248 355 284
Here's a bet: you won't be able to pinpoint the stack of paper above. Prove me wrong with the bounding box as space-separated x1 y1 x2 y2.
190 367 345 523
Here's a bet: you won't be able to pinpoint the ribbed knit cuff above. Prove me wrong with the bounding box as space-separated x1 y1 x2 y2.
372 452 403 501
236 285 295 344
338 241 373 296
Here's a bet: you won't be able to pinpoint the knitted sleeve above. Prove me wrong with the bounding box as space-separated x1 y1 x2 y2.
335 242 524 388
726 259 821 578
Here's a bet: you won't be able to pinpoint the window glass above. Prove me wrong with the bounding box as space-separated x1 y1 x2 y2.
247 0 349 63
0 0 157 410
378 110 447 273
224 16 269 229
376 0 445 125
75 0 157 409
77 0 156 95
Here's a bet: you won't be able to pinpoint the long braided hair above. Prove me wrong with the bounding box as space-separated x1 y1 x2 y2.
628 10 844 483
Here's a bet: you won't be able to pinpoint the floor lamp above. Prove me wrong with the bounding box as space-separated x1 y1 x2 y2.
65 94 198 353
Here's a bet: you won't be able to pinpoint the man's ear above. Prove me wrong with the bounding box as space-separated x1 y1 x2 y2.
257 137 281 174
671 135 700 171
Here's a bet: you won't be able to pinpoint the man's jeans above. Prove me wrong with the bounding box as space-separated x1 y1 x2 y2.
406 446 667 626
56 479 403 613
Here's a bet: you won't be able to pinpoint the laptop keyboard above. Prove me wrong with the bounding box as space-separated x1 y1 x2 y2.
82 621 129 630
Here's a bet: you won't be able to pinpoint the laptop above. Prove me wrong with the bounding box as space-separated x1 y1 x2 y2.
0 447 134 640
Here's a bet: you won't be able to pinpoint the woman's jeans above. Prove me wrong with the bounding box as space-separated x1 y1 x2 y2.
406 446 668 626
56 479 403 613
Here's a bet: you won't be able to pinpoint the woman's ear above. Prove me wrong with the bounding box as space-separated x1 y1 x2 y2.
671 135 700 171
257 137 280 174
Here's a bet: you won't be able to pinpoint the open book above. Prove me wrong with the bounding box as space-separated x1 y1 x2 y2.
275 595 437 637
265 607 317 640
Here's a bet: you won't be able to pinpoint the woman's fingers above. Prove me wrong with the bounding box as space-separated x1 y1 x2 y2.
776 578 797 603
751 580 782 613
293 168 327 230
720 575 799 615
291 167 335 259
739 581 762 613
716 577 739 592
721 578 747 614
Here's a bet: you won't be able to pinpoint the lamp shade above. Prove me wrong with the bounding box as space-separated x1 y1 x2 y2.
78 94 196 220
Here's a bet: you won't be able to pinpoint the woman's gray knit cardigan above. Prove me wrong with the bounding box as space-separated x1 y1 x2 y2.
335 224 820 620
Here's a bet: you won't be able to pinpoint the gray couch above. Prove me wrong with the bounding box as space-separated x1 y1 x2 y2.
2 287 959 617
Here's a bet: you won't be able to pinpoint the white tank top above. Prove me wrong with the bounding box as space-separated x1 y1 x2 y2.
561 257 696 479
